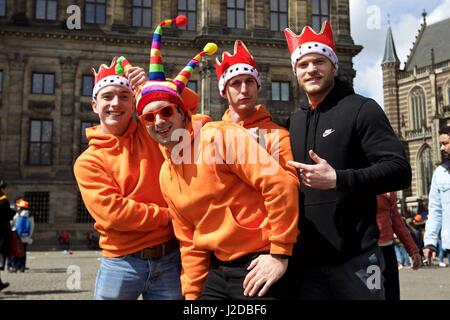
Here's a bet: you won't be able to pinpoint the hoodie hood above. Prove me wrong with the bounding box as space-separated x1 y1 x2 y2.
222 104 272 128
86 117 138 152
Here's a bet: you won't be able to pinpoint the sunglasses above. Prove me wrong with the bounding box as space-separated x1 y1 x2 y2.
140 104 177 124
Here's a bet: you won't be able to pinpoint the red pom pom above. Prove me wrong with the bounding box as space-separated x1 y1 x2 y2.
175 15 188 27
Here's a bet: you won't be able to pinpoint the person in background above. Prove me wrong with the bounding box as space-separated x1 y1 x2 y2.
423 126 450 266
10 198 35 272
376 192 421 300
0 180 15 291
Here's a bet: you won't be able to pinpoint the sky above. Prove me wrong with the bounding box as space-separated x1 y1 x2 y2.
349 0 450 108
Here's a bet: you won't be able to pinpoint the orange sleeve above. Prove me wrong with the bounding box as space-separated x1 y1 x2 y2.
390 194 419 256
74 157 169 232
269 129 298 179
164 197 210 300
220 126 299 255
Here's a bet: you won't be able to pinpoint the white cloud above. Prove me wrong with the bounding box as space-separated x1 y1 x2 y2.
350 0 450 109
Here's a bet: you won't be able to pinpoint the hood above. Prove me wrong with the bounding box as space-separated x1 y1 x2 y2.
86 117 137 150
222 104 272 128
160 113 213 161
300 77 354 111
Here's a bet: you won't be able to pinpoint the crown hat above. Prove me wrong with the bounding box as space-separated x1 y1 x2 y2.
91 57 133 99
215 40 261 97
135 16 218 115
284 20 338 72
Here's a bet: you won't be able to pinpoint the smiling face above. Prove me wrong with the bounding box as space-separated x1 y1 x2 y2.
295 53 336 105
141 100 186 150
224 74 258 120
92 86 134 136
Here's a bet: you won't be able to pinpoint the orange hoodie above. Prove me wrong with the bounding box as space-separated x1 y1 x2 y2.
74 117 173 258
159 114 299 300
222 104 297 178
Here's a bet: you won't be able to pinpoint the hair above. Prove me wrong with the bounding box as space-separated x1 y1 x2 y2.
439 125 450 135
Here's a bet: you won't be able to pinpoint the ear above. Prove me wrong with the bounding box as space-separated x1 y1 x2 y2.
91 99 99 114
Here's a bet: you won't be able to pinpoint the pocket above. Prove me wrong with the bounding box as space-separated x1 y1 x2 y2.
440 184 450 204
193 207 266 257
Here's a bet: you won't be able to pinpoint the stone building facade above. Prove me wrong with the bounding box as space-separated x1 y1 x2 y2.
0 0 360 247
382 12 450 216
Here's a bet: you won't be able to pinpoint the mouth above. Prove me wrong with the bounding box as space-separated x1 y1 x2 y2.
305 77 322 83
155 125 172 138
107 111 124 117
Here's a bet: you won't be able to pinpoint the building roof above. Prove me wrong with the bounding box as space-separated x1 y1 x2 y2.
405 17 450 71
382 25 400 64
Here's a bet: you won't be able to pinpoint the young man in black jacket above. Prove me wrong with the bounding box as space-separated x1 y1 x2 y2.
283 21 411 299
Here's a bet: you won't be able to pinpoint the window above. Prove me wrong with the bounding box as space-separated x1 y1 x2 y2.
82 75 94 96
187 81 197 92
132 0 152 27
447 85 450 105
312 0 329 32
29 120 53 165
0 0 5 17
270 0 288 31
85 0 106 24
32 73 55 94
410 87 427 130
419 146 433 196
24 192 49 223
178 0 197 31
35 0 57 20
272 81 290 101
80 120 99 152
77 193 95 223
0 70 3 93
227 0 245 29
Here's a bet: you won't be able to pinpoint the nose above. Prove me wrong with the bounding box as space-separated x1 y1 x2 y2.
240 82 248 94
306 62 317 73
154 113 166 125
441 144 445 151
111 95 120 106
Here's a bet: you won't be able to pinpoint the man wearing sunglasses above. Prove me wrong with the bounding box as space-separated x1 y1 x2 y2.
73 57 182 300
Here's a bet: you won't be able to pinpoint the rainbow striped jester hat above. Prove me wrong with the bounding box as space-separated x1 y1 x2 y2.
135 15 218 115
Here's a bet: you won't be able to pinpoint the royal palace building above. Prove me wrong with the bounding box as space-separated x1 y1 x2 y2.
0 0 360 247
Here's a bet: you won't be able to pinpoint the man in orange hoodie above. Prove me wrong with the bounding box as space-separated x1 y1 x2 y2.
135 21 299 299
73 55 182 300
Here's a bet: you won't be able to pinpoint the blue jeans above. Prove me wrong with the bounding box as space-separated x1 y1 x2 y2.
394 244 410 266
94 250 183 300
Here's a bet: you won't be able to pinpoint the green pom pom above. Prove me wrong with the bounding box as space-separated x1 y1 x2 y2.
204 43 218 56
116 57 125 75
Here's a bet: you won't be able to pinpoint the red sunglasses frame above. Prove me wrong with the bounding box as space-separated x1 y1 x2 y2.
140 104 177 124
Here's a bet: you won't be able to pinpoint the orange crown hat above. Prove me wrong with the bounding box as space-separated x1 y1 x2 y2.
16 199 29 209
215 40 261 97
91 57 133 99
284 20 338 72
135 16 218 115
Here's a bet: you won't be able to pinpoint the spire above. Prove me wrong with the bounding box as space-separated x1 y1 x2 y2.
382 22 400 64
422 9 427 26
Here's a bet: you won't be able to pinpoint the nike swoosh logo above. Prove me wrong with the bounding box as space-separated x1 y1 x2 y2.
322 129 335 137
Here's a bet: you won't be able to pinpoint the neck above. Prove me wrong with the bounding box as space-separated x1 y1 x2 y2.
228 105 257 123
307 84 334 107
99 120 130 136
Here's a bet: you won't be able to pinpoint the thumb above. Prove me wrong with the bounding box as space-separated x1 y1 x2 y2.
309 150 323 164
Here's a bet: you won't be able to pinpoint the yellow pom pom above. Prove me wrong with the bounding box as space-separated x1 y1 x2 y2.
204 43 218 56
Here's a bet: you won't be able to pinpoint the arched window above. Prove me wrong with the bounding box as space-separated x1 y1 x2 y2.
445 79 450 105
409 87 427 130
418 145 433 196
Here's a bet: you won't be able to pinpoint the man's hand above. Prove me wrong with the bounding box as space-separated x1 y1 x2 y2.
410 253 421 270
423 247 435 266
288 150 337 190
125 66 147 89
243 254 288 297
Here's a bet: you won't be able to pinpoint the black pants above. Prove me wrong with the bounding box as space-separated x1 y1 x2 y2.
201 252 287 300
380 244 400 300
288 246 386 300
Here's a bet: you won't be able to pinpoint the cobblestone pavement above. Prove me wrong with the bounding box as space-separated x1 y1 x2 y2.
0 251 449 300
